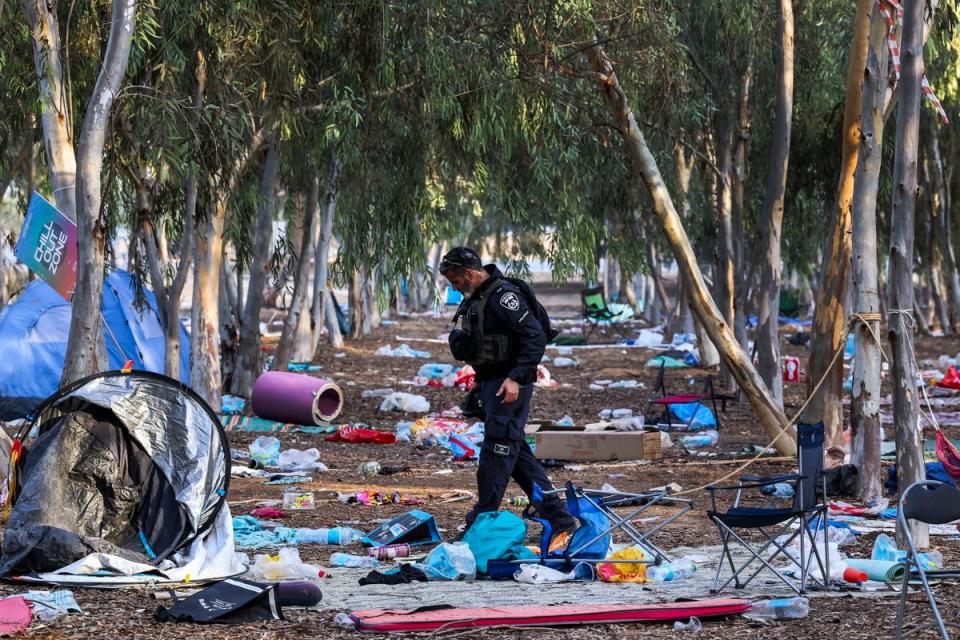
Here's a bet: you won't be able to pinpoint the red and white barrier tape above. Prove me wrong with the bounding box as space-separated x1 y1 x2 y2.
877 0 949 124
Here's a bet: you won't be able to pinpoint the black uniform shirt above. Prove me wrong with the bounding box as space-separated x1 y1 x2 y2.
466 265 547 385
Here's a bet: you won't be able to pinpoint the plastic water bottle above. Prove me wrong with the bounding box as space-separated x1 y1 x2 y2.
647 558 697 582
745 596 810 620
680 430 719 448
330 553 380 569
673 616 702 632
295 527 364 545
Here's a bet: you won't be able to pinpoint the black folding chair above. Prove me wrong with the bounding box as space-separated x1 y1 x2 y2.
895 481 960 640
707 422 829 594
580 287 631 342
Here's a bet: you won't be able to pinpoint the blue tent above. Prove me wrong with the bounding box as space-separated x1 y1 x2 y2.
0 270 190 419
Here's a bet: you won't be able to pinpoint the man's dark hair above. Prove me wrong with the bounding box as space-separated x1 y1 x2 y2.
439 247 483 274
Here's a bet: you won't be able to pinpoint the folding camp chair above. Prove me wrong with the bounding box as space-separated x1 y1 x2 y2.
580 287 631 342
524 482 692 569
706 422 829 594
895 481 960 640
644 360 728 430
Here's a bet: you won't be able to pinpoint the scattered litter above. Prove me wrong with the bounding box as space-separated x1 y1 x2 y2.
340 491 426 506
331 553 380 569
249 436 282 466
375 344 431 358
278 448 327 472
556 415 575 427
327 425 396 444
362 388 395 398
673 617 701 632
680 430 719 448
552 357 579 367
221 394 245 414
249 548 325 580
5 591 82 622
535 365 559 388
266 475 312 485
760 482 795 499
287 362 322 372
282 490 316 510
379 392 430 413
744 597 809 620
250 507 287 518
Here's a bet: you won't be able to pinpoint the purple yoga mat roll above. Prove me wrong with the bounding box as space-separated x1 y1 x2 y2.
251 371 344 424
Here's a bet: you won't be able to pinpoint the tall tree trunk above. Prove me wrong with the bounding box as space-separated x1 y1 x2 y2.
733 63 753 352
62 0 137 384
162 173 194 380
232 137 280 396
888 0 927 548
275 170 321 370
192 198 226 409
312 154 343 350
429 242 445 305
756 0 795 407
928 126 960 331
805 0 875 461
620 269 642 316
851 0 885 501
716 121 737 390
586 43 796 455
349 270 363 339
22 0 78 221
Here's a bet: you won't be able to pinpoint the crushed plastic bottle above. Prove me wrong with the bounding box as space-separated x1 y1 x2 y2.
744 596 810 620
680 430 719 448
673 616 702 632
249 548 323 581
330 553 380 569
333 612 356 629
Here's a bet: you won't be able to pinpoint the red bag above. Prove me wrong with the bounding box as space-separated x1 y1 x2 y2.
326 425 396 445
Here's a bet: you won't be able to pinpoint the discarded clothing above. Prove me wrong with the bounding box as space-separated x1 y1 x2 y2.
287 362 322 372
249 508 287 519
155 579 282 624
19 590 82 622
220 415 336 434
358 564 428 586
0 597 31 634
265 475 312 485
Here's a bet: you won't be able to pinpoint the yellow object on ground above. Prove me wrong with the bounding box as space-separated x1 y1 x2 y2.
597 546 649 583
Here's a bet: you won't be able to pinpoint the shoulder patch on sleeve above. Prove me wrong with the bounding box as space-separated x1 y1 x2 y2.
500 291 520 311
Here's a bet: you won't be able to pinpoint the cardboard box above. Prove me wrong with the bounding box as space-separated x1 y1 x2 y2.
532 426 662 461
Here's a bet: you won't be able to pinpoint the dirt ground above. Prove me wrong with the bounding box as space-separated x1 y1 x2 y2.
4 283 960 639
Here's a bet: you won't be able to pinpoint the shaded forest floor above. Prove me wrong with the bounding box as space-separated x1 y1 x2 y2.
4 284 960 639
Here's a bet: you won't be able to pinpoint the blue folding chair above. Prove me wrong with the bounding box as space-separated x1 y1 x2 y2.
895 481 960 640
706 422 829 594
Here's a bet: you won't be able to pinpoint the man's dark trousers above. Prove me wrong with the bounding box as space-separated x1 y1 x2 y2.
465 377 575 529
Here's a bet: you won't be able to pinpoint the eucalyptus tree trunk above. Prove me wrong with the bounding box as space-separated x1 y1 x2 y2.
163 175 194 380
311 154 343 350
586 43 796 456
429 242 445 306
928 127 960 331
192 198 226 409
851 1 886 501
733 63 753 351
806 0 875 461
349 270 363 339
619 269 641 316
887 0 927 548
232 137 280 397
671 140 697 337
716 121 737 390
275 170 320 370
62 0 137 385
756 0 794 407
22 0 78 220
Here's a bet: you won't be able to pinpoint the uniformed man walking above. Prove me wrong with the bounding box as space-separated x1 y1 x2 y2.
440 247 577 536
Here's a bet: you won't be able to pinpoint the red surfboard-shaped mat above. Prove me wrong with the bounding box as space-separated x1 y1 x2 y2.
351 598 751 632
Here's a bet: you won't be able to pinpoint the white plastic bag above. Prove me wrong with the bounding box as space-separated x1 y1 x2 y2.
277 448 327 472
514 563 576 584
379 392 430 413
249 436 281 466
248 547 322 581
